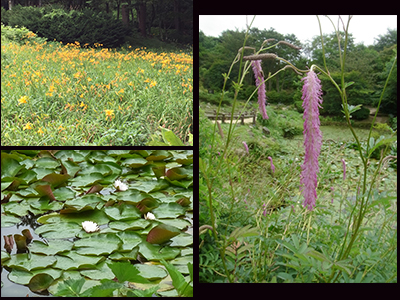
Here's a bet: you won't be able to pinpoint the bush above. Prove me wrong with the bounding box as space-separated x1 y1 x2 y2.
199 90 230 106
1 23 47 45
351 106 370 120
266 90 295 105
388 116 397 131
294 100 304 113
320 71 375 116
2 5 127 48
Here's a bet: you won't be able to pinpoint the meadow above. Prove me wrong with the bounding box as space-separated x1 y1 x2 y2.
1 26 193 145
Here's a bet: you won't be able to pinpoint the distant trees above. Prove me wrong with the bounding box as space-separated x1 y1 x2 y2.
1 0 193 43
199 26 397 117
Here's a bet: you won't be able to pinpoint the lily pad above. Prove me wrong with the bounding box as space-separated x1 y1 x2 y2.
1 214 20 227
3 253 57 272
139 241 180 261
74 233 122 255
135 263 167 280
29 240 73 255
28 273 54 292
54 251 105 270
146 223 181 244
8 268 63 285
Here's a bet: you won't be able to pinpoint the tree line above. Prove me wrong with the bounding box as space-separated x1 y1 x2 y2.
199 26 397 117
1 0 193 43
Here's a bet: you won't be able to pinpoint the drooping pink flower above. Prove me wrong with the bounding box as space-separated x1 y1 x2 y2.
242 141 249 154
267 156 275 174
341 159 346 181
300 70 323 211
251 60 268 119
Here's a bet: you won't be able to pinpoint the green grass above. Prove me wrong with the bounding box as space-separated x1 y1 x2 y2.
1 25 193 145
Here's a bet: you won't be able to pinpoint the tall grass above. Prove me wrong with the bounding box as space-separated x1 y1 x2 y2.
1 25 193 145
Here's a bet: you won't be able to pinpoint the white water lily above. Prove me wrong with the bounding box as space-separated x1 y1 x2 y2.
114 179 128 191
82 221 100 233
145 212 156 220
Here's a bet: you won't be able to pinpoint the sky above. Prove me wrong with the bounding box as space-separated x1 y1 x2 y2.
199 15 397 46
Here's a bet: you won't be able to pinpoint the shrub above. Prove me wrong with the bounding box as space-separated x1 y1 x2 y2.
266 90 295 105
1 23 47 45
2 5 127 48
199 90 230 106
388 116 397 131
351 106 370 120
294 100 304 113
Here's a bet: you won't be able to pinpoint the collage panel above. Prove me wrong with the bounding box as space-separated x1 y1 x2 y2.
1 149 193 296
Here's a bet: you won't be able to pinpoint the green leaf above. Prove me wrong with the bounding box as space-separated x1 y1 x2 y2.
344 81 355 88
305 249 332 263
139 241 180 261
28 273 54 292
1 152 24 178
160 259 193 297
146 223 181 244
161 128 185 146
367 136 397 158
53 277 85 297
30 240 73 255
135 263 167 280
107 261 150 283
74 233 122 255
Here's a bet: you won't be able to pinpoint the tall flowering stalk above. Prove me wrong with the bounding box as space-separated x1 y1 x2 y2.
300 69 323 210
251 60 268 119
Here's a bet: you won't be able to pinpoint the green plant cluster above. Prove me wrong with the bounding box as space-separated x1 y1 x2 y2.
1 5 128 48
318 71 375 119
1 23 47 45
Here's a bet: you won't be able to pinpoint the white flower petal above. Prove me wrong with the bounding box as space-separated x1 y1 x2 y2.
82 221 100 233
114 179 128 191
145 212 156 220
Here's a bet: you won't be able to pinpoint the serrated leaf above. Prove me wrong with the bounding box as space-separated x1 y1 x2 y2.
107 261 150 284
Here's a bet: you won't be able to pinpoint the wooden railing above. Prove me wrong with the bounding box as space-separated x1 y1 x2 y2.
205 110 257 125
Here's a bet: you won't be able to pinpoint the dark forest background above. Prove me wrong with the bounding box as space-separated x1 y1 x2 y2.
199 25 397 118
1 0 193 48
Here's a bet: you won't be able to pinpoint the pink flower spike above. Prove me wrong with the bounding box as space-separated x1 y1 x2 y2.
242 141 249 154
267 156 275 173
341 159 346 181
251 60 268 119
300 70 323 211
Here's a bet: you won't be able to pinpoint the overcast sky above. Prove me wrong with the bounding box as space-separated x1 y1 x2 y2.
199 15 397 46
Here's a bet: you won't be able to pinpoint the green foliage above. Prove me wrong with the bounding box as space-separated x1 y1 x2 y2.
388 116 397 131
375 52 397 115
1 23 47 45
294 100 304 113
351 106 370 120
319 71 375 116
2 5 127 48
266 90 295 105
199 90 231 106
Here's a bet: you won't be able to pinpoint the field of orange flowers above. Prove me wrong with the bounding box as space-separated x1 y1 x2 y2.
1 34 193 145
